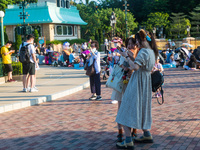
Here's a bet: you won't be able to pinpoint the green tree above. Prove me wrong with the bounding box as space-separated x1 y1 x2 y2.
15 27 22 50
143 12 170 32
77 3 137 42
169 13 191 39
190 4 200 37
34 29 39 44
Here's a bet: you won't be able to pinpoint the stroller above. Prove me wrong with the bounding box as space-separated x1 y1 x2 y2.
101 59 109 80
174 47 190 67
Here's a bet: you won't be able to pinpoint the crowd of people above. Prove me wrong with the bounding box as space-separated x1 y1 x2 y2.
1 28 200 149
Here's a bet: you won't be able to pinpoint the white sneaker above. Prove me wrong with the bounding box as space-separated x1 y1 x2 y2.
34 86 38 90
22 88 27 92
30 88 38 93
111 100 118 104
27 87 31 92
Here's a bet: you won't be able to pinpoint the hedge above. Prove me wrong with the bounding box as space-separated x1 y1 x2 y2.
46 39 87 45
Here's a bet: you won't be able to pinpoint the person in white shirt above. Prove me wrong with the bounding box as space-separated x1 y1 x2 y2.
19 35 38 92
87 40 102 101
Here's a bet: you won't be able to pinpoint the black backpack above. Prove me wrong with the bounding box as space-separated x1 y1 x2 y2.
151 71 164 92
19 43 30 64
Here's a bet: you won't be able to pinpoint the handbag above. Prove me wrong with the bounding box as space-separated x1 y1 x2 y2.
84 61 88 70
86 60 95 76
106 64 124 93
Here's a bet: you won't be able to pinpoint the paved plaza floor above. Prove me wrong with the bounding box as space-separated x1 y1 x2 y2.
0 68 200 150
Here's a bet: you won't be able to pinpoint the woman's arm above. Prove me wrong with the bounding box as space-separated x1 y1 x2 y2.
126 57 140 71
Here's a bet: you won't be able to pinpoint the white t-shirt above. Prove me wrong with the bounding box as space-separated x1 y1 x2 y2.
19 42 36 63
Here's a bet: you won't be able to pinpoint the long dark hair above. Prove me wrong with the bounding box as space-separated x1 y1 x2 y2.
135 30 158 59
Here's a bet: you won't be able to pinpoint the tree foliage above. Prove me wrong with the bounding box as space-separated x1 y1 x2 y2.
34 29 39 44
190 4 200 37
169 13 191 39
143 12 170 32
77 3 137 42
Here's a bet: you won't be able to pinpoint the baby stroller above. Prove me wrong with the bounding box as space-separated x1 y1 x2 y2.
51 51 60 67
174 47 189 67
101 60 109 80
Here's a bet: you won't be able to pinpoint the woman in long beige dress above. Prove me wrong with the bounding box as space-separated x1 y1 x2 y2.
116 30 158 149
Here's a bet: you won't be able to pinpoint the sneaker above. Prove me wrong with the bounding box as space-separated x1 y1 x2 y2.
22 88 27 92
111 100 118 104
96 96 102 101
34 86 38 90
116 140 134 149
30 88 38 93
117 134 123 143
10 79 17 82
89 95 97 100
7 80 11 82
134 135 153 143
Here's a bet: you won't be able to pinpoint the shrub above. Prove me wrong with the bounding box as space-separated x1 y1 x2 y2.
2 61 23 76
46 39 87 46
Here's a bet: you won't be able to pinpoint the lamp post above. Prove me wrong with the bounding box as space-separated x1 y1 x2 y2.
110 12 116 41
0 11 5 46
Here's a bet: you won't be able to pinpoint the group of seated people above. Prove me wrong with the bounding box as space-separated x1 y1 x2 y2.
159 46 200 70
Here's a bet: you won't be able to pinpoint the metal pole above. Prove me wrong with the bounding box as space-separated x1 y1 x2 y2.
23 1 26 41
0 17 4 46
125 0 128 39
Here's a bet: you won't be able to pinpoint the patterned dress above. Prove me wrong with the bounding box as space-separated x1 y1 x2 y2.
116 48 155 129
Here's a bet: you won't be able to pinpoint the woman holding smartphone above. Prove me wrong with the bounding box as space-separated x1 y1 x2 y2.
112 37 139 143
116 30 158 149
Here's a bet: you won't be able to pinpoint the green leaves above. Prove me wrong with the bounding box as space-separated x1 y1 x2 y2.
77 3 137 42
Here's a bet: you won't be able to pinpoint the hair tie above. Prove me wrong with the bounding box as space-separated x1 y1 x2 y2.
146 35 151 42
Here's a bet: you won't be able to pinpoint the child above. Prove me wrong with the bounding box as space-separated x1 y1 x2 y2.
153 57 164 73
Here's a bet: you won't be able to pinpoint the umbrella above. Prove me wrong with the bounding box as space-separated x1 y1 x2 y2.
181 43 193 48
51 51 60 60
181 47 190 57
81 50 90 55
110 48 117 52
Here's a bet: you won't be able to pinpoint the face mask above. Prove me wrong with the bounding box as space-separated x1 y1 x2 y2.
92 48 96 53
7 45 11 48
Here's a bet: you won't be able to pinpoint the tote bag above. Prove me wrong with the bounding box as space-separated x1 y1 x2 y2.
106 64 124 93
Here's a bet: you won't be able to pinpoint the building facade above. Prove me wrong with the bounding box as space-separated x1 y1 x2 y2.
4 0 87 42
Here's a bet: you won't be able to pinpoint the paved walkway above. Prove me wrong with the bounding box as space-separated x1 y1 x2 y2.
0 68 200 150
0 65 89 113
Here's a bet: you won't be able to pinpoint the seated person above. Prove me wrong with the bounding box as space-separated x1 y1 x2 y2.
184 55 197 70
69 51 80 65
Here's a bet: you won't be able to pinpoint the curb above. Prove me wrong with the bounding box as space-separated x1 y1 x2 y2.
0 80 90 114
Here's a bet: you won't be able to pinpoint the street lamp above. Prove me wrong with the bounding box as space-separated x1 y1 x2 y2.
187 26 190 37
110 12 116 41
0 11 5 46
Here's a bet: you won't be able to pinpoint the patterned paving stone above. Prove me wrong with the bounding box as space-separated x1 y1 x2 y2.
0 68 200 150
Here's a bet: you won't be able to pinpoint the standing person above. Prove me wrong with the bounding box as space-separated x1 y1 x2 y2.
104 39 109 54
116 29 158 149
87 40 102 100
1 41 16 82
111 38 139 143
73 43 78 53
82 42 87 51
40 44 46 55
20 35 38 92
